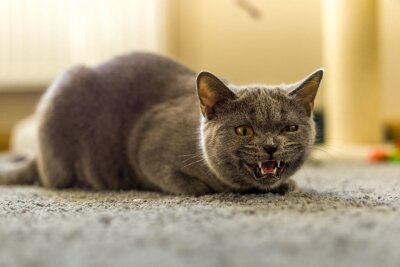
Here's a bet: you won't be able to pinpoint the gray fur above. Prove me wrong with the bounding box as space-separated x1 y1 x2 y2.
0 52 323 195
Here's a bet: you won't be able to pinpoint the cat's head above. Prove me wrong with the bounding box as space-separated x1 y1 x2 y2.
197 69 323 190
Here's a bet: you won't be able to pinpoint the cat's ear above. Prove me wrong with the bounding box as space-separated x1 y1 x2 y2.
289 69 323 116
196 71 236 119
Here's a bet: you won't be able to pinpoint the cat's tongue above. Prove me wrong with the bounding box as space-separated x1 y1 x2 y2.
261 160 276 175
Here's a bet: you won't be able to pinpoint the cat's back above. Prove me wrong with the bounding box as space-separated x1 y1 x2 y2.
96 52 194 78
39 52 197 124
42 53 194 104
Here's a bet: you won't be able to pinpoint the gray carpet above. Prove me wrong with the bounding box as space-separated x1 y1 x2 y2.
1 163 400 267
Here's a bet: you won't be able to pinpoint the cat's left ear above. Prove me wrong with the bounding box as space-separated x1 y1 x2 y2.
196 71 236 119
289 69 324 116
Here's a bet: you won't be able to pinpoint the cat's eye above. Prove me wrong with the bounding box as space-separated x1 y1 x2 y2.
235 125 254 136
283 125 299 132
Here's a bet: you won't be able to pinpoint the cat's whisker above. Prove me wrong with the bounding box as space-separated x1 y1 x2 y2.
318 138 367 150
309 144 343 154
180 158 205 170
177 153 202 158
237 149 258 155
181 154 204 163
178 152 203 158
308 146 336 160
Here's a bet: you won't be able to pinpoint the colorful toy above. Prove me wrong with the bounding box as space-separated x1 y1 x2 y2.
369 138 400 163
369 148 389 162
389 147 400 162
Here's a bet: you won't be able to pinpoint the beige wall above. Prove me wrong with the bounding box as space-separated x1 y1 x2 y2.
0 91 42 149
176 0 324 108
0 0 174 87
380 0 400 122
323 0 381 145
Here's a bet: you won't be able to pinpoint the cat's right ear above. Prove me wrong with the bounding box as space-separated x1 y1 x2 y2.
196 72 236 119
289 69 323 116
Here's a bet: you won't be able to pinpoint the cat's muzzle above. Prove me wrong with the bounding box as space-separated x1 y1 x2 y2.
244 160 285 181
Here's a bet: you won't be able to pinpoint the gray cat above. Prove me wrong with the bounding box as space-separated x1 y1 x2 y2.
0 52 323 195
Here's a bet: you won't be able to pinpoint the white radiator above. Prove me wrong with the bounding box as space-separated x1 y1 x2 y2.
0 0 174 88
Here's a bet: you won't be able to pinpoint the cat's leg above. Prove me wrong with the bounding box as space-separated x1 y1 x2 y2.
37 117 77 189
37 142 75 189
271 179 299 195
146 167 213 196
235 179 298 195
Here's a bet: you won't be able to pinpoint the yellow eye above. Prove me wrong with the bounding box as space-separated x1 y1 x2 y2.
235 125 254 136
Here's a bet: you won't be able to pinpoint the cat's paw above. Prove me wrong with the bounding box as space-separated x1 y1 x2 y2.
168 178 213 196
183 180 214 196
271 179 299 195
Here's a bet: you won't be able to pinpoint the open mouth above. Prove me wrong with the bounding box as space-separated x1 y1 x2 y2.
245 160 285 180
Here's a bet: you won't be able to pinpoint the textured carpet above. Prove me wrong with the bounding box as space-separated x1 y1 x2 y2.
1 163 400 267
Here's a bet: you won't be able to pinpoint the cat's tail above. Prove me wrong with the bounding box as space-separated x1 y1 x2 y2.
0 154 39 185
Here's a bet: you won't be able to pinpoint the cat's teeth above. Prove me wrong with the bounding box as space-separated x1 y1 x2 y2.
273 167 277 175
258 162 262 169
277 160 281 168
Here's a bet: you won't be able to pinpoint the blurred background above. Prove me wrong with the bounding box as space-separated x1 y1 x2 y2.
0 0 399 162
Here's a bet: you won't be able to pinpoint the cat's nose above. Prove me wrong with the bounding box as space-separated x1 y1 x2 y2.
263 145 278 155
